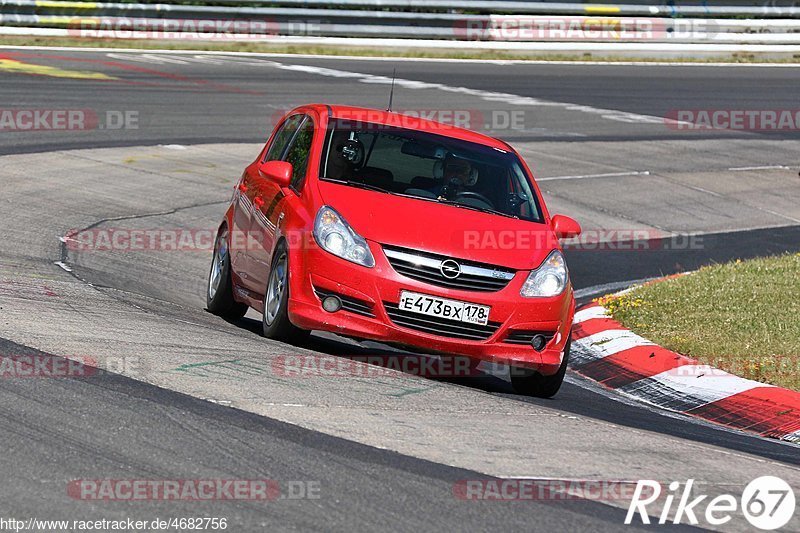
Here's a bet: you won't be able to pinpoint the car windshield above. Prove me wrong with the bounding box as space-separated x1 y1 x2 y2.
319 119 543 222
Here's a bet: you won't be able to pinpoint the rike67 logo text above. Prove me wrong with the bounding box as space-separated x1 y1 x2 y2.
626 477 796 530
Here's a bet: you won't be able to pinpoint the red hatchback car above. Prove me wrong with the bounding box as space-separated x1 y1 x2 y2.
207 104 581 397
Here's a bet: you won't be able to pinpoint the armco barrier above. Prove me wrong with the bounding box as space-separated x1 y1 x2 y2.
7 0 797 17
2 0 800 52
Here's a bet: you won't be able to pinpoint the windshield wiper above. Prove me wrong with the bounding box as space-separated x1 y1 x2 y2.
436 199 519 219
324 178 391 194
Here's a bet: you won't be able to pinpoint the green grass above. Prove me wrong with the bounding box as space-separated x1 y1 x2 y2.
1 35 799 63
598 253 800 391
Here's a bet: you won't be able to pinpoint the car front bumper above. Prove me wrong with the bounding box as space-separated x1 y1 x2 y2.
287 240 574 375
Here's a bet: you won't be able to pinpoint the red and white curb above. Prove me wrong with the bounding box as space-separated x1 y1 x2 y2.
571 303 800 444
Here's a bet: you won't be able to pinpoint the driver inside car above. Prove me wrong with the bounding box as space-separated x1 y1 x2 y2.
434 157 478 200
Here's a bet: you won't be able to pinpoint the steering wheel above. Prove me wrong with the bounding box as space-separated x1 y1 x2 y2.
454 191 495 209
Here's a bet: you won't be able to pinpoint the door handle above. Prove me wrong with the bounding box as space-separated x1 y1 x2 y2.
253 196 265 208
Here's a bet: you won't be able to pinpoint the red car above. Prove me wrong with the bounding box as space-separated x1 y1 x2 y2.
207 104 581 397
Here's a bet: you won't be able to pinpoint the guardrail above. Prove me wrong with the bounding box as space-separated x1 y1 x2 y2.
9 0 798 17
2 0 800 52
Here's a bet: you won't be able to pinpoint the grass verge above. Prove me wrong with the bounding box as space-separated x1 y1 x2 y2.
1 35 799 63
598 253 800 391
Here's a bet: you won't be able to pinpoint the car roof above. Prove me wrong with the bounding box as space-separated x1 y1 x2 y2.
300 104 513 152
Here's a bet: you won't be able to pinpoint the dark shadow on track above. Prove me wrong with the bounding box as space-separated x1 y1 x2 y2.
222 315 800 466
219 225 800 464
3 337 678 531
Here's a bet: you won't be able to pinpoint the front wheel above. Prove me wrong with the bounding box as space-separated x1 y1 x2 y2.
261 241 310 344
207 226 248 320
510 336 571 398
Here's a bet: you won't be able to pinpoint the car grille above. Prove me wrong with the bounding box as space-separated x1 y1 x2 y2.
383 301 501 341
314 287 375 318
382 245 515 292
503 330 557 345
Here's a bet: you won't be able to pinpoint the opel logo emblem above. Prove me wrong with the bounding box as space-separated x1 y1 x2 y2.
440 259 461 279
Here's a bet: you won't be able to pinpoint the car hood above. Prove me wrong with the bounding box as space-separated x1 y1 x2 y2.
318 181 556 271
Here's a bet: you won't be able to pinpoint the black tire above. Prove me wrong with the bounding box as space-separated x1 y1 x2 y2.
510 336 571 398
261 241 310 344
207 226 248 320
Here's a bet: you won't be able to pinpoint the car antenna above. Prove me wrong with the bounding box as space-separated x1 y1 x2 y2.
386 68 396 112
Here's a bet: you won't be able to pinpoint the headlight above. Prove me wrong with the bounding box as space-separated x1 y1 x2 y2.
313 206 375 268
520 250 568 298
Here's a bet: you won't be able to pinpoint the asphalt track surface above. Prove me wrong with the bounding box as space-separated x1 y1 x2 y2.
1 48 799 531
2 49 800 155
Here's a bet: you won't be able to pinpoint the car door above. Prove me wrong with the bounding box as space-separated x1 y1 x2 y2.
233 114 304 293
229 166 258 282
248 114 313 291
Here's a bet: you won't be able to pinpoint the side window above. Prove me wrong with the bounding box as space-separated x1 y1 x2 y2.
284 117 314 191
264 114 303 162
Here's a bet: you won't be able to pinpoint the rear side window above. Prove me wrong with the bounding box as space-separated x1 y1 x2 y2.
284 118 314 191
264 114 304 162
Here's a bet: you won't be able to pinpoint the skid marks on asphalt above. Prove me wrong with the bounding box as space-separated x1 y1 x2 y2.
164 355 442 400
0 277 60 299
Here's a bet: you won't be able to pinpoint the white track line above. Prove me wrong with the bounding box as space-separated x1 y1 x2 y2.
143 57 673 126
757 208 800 225
728 165 797 171
0 43 797 67
54 261 73 272
76 52 674 126
573 281 639 300
683 184 723 197
539 170 651 182
5 44 800 67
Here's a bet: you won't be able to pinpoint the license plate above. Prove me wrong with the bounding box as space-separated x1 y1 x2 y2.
398 290 491 326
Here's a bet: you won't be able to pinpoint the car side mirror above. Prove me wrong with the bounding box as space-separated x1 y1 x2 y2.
551 214 581 239
258 160 292 188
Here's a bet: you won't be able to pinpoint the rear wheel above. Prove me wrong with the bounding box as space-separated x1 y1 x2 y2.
510 336 571 398
262 241 310 344
207 226 248 320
